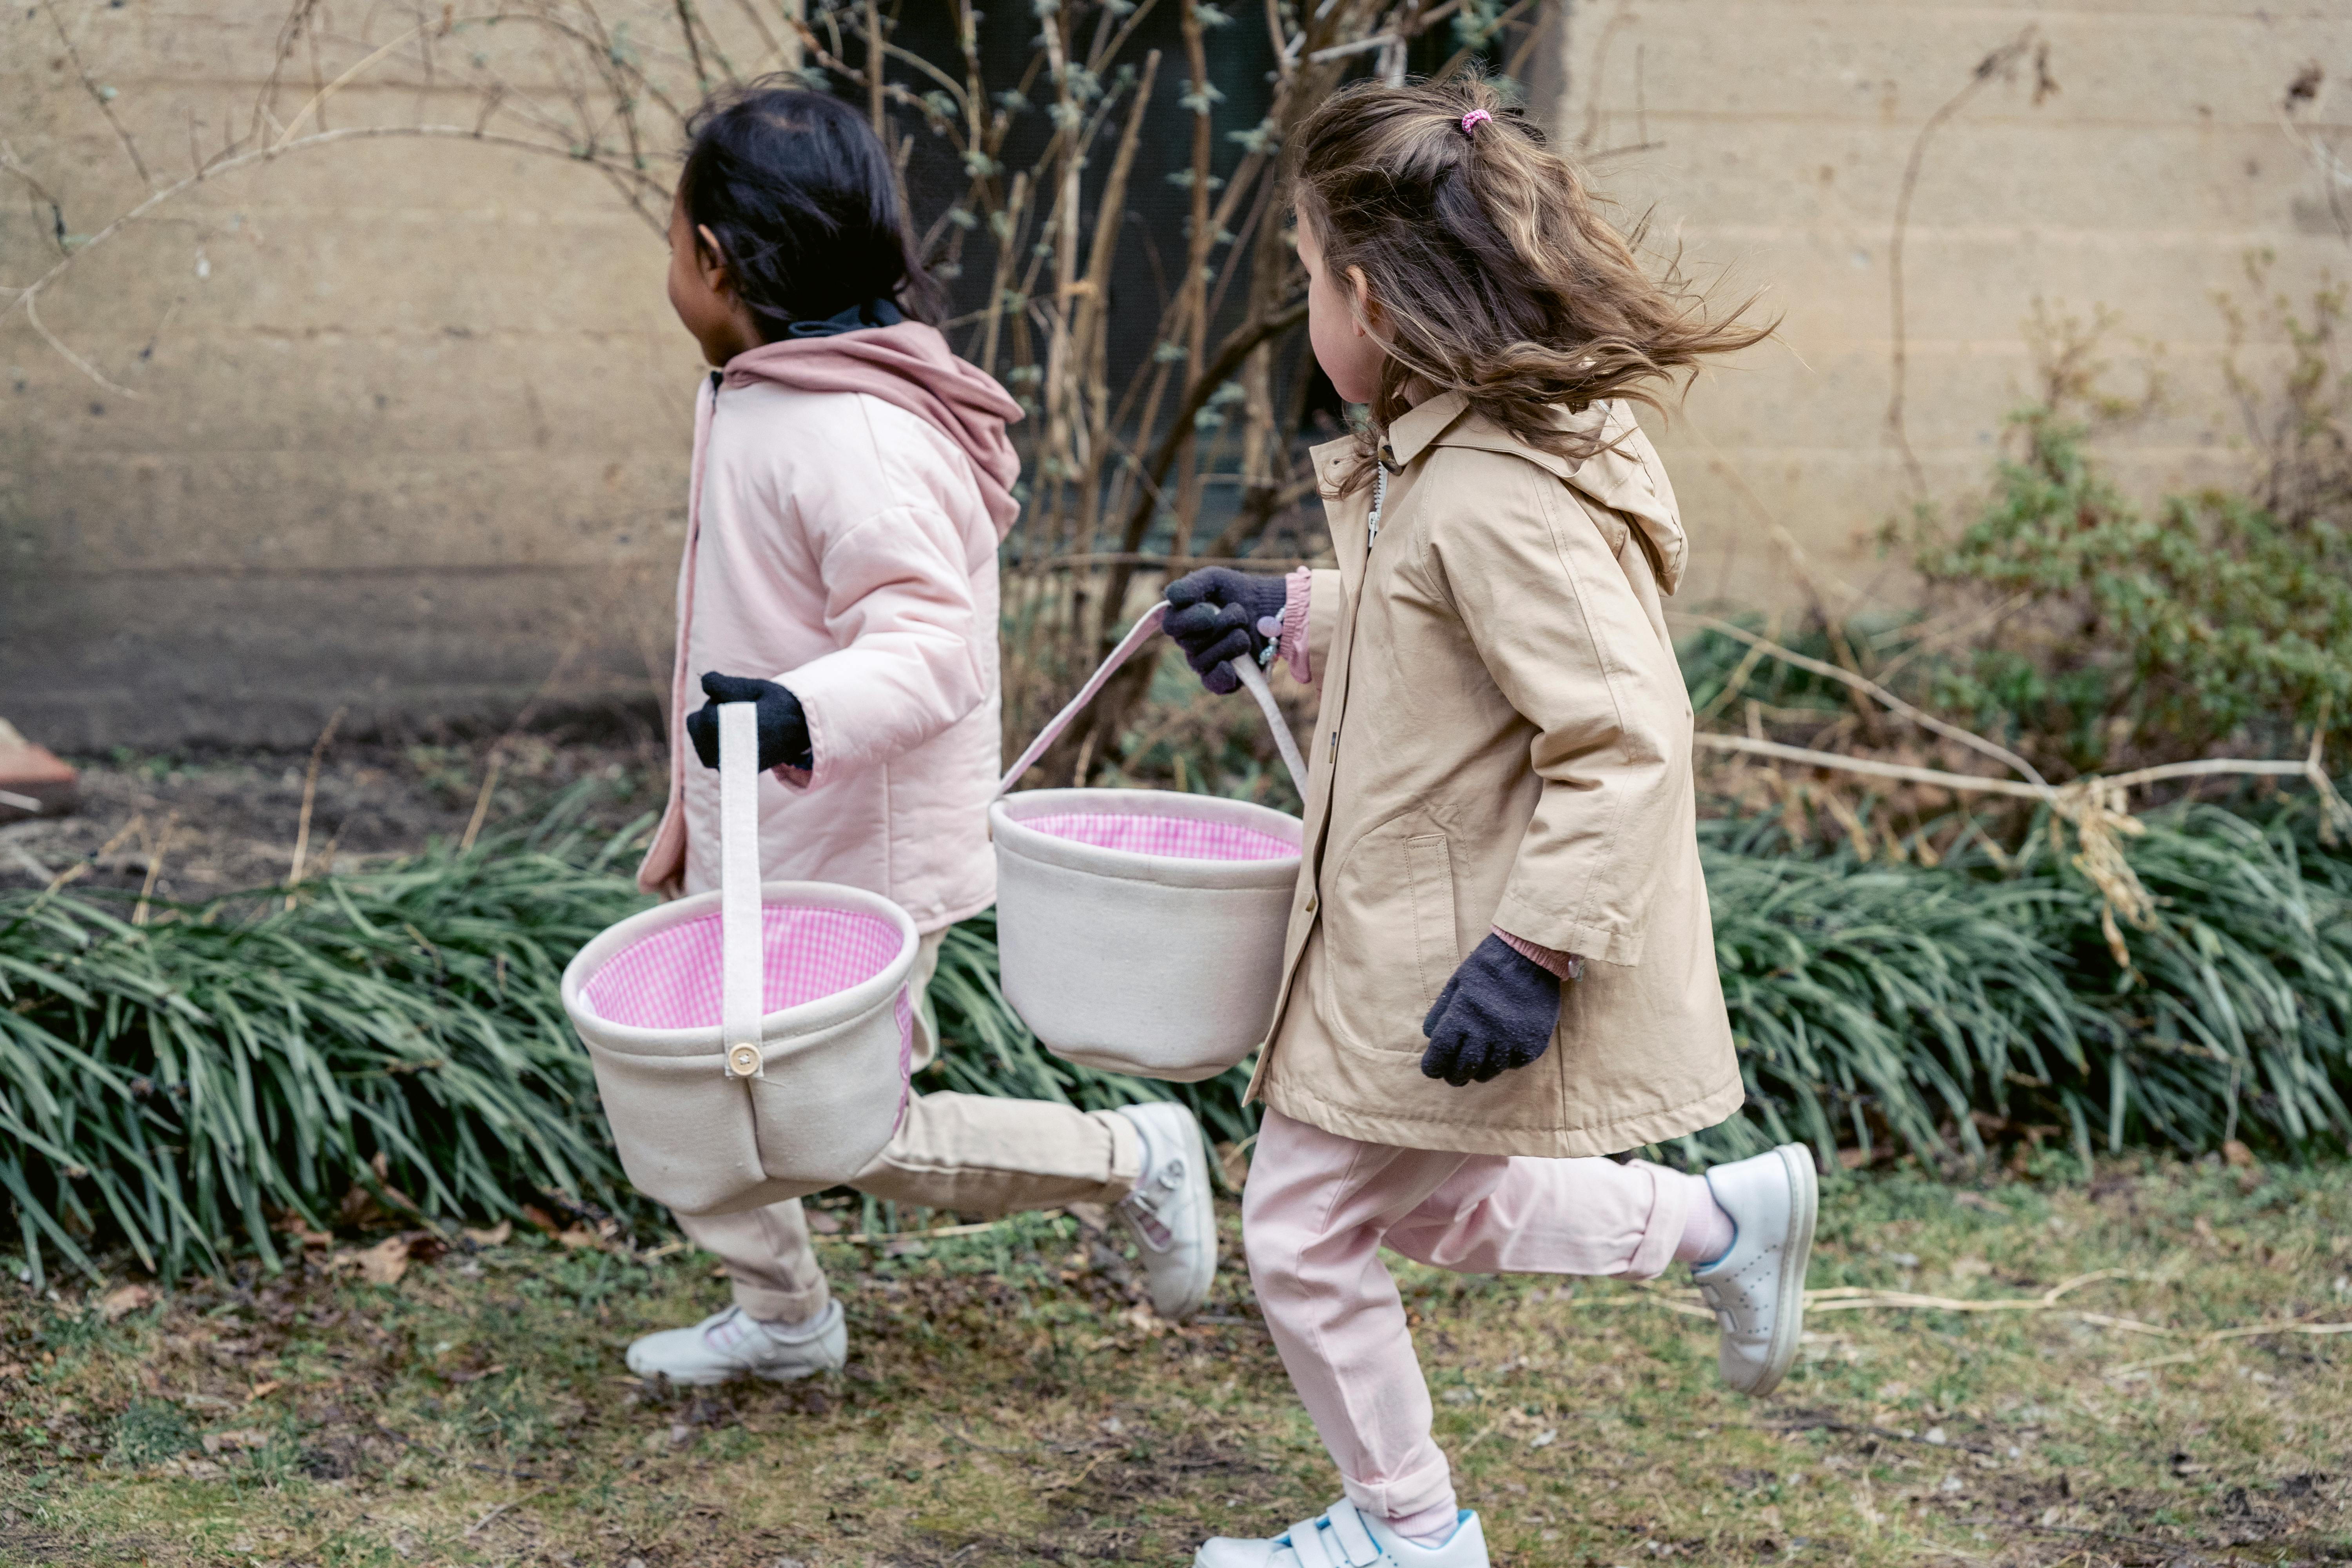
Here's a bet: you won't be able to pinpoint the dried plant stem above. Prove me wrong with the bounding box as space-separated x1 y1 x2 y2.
460 749 506 854
285 705 347 908
1886 26 2039 497
132 812 180 927
1676 612 2049 788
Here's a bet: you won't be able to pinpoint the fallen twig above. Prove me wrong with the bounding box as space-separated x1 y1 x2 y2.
837 1211 1065 1245
2107 1316 2352 1379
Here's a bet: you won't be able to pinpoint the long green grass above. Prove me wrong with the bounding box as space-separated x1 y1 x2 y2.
1698 800 2352 1171
0 792 646 1286
4 791 2346 1284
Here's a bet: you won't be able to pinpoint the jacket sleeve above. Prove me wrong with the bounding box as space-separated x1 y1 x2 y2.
1430 469 1693 968
774 497 989 790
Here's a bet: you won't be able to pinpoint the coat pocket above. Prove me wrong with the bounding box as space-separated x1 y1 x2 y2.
1319 820 1461 1053
1403 834 1462 1007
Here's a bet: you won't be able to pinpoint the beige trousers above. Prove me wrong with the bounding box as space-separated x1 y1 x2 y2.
676 930 1146 1323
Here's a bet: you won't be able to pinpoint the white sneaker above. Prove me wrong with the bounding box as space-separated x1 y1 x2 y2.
1113 1101 1218 1322
1691 1144 1818 1397
1196 1501 1487 1568
623 1301 846 1385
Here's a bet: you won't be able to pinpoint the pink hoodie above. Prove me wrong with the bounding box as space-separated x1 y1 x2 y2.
635 323 1024 931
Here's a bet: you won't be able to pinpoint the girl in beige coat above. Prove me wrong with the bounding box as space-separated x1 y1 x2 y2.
1165 81 1820 1568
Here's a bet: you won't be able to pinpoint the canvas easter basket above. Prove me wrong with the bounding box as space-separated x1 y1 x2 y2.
991 604 1308 1083
561 703 921 1216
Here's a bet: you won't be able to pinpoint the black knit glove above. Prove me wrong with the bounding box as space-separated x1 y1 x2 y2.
1419 935 1563 1087
685 672 812 773
1164 568 1291 695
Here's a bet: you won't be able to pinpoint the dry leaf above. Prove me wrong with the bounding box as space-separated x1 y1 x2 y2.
1065 1201 1110 1233
200 1428 272 1455
520 1204 561 1235
99 1283 155 1321
461 1220 512 1247
805 1210 844 1235
332 1235 410 1285
2221 1140 2256 1169
557 1226 599 1250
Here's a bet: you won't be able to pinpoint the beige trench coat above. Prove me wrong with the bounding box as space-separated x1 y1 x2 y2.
1247 391 1744 1158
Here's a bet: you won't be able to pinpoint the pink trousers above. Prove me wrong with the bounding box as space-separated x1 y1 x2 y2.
1242 1109 1696 1525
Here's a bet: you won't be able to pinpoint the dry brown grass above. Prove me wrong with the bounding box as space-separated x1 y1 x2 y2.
3 1156 2348 1566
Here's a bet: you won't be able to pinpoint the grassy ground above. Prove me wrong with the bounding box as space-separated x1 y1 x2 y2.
4 1157 2348 1568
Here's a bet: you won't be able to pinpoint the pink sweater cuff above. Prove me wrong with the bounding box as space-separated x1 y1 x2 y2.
1276 566 1314 684
1496 928 1584 983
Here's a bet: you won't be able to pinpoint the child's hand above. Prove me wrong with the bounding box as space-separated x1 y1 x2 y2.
685 672 813 772
1419 935 1563 1087
1163 569 1290 694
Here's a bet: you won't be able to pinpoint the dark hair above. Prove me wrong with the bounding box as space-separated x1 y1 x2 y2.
1291 74 1772 488
678 81 944 339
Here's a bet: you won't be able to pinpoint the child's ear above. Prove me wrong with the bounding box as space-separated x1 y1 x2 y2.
1346 265 1380 337
695 223 733 296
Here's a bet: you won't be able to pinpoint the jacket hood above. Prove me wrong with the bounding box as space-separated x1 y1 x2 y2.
720 323 1027 540
1394 393 1690 595
1555 402 1688 596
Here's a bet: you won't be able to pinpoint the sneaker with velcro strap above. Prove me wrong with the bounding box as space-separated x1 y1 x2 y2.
1193 1500 1488 1568
1690 1142 1818 1397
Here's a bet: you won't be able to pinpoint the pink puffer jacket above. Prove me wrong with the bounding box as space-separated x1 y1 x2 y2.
635 324 1024 931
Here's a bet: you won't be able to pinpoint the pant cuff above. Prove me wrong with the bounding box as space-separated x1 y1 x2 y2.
1615 1160 1691 1280
1338 1444 1456 1526
731 1274 830 1327
1099 1109 1147 1196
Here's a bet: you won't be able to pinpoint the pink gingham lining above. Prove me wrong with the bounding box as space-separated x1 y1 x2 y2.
1020 811 1295 862
581 904 904 1031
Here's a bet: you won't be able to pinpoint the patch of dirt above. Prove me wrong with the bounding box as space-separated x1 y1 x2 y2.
0 724 666 899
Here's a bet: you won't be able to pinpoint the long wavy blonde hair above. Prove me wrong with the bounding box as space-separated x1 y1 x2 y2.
1291 74 1772 489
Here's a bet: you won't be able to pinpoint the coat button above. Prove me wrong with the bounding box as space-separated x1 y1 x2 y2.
1305 894 1318 914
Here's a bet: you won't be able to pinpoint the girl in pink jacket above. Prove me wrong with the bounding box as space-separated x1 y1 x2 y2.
623 83 1216 1386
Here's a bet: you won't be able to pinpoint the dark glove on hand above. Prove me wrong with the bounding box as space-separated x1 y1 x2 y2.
684 672 812 773
1163 568 1291 695
1419 934 1563 1087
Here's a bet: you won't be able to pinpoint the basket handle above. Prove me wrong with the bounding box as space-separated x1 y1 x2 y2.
718 702 767 1080
997 602 1308 797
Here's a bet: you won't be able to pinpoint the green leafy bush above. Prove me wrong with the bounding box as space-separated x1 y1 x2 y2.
1913 290 2352 776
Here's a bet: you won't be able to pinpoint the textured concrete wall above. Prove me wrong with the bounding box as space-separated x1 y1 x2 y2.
7 0 2348 749
1 0 744 750
1539 0 2350 609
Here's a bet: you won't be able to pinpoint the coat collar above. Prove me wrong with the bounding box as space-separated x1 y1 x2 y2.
1385 390 1472 467
1311 394 1691 597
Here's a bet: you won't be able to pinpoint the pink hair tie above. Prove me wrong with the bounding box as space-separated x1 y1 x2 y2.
1460 109 1492 136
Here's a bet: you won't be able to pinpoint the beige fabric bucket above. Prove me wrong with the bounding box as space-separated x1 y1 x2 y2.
991 605 1307 1082
562 704 919 1216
